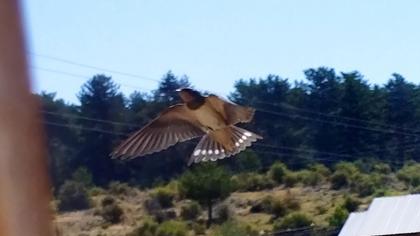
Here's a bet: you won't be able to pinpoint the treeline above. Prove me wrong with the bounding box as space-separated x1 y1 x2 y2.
39 68 420 190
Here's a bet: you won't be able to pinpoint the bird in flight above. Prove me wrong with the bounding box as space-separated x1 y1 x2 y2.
111 88 262 165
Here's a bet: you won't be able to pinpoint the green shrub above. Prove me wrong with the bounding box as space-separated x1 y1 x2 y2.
410 185 420 194
71 167 93 187
252 196 287 218
109 181 131 195
397 163 420 187
127 218 158 236
372 163 391 174
180 200 201 220
101 203 124 224
236 150 262 172
273 212 312 230
89 186 105 196
342 196 360 212
331 171 350 189
270 199 287 218
216 204 231 223
335 162 359 176
351 174 376 197
283 172 299 187
310 163 331 177
296 170 322 186
101 195 116 207
97 196 123 224
283 194 300 210
232 173 274 192
156 220 188 236
269 162 288 183
57 181 91 212
191 222 206 235
328 207 348 227
214 220 258 236
151 186 176 208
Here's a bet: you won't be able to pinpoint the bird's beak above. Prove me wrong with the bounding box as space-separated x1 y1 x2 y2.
175 88 182 92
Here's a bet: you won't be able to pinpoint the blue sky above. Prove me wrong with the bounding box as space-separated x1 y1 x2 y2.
22 0 420 103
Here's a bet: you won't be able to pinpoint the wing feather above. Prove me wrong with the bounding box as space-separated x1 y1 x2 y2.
111 104 205 159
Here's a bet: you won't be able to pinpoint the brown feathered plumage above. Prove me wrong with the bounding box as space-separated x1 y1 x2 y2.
111 88 262 164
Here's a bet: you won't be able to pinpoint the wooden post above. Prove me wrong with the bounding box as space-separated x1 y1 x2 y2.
0 0 53 235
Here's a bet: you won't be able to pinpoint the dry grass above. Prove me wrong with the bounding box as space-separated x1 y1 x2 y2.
54 182 396 235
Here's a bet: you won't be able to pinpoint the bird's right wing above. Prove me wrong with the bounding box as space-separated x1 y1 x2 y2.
111 104 205 159
206 95 256 125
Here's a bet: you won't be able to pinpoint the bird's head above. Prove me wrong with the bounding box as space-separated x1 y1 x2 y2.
176 88 203 103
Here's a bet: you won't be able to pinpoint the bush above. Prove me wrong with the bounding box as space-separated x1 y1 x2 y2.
180 201 201 220
410 185 420 194
283 193 300 210
269 162 288 183
232 173 274 192
214 220 258 236
372 163 391 174
273 212 312 231
310 164 331 177
283 172 299 187
331 171 350 190
109 181 131 195
397 163 420 187
335 162 359 176
101 203 124 224
71 167 93 187
191 222 206 235
215 204 231 223
236 150 262 172
251 196 287 218
342 196 360 212
351 174 376 197
151 186 176 208
328 207 348 227
296 170 323 186
89 186 105 196
101 195 116 207
127 218 158 236
156 220 188 236
96 195 123 224
57 181 90 212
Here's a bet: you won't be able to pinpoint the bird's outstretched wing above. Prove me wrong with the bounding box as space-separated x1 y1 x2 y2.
111 104 205 159
206 95 255 125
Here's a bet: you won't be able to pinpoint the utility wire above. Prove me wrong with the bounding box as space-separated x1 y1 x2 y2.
31 53 420 137
31 66 153 91
42 110 141 128
42 119 419 166
44 121 127 136
258 100 418 134
256 108 419 138
29 52 160 82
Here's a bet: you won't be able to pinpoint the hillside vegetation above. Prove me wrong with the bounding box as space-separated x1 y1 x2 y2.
41 67 420 235
54 160 420 236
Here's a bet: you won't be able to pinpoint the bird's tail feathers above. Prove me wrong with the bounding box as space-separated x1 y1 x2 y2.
188 126 262 165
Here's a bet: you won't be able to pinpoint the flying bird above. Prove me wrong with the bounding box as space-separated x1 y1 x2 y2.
111 88 262 165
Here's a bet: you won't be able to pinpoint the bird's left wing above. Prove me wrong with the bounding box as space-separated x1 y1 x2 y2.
111 104 205 159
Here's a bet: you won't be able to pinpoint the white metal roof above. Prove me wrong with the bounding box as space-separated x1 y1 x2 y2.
339 194 420 236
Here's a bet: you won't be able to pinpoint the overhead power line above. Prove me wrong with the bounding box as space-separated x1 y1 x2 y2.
259 100 418 134
256 108 419 138
31 66 153 91
30 52 420 138
29 52 160 82
42 110 141 128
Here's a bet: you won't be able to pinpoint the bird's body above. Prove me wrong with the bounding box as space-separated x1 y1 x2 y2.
190 101 226 131
111 88 262 164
